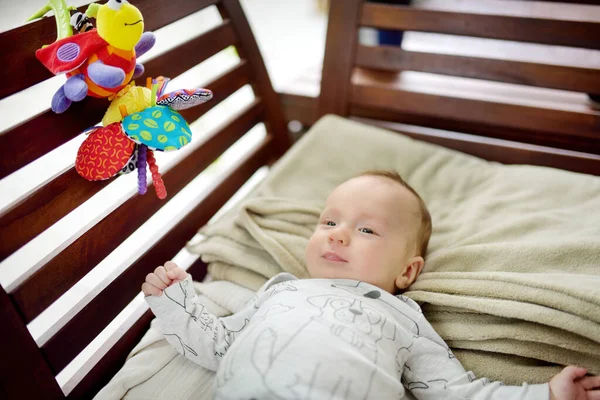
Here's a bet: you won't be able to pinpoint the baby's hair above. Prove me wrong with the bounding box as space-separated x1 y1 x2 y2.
358 170 432 257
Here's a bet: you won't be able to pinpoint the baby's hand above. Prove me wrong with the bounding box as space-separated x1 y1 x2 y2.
141 261 188 297
549 366 600 400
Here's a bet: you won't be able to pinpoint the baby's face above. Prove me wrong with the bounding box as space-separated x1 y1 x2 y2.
305 176 421 293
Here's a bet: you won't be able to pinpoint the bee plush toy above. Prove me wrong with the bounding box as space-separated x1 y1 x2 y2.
30 1 214 199
29 0 156 113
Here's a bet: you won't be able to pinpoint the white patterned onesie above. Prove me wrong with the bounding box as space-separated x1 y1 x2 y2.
146 273 549 400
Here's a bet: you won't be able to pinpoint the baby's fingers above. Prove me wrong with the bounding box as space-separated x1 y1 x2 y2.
153 266 171 286
166 266 188 282
141 282 163 297
146 272 168 290
585 390 600 400
164 261 179 272
582 375 600 390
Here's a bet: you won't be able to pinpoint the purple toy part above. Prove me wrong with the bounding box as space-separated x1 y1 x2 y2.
64 74 88 101
56 42 80 62
157 88 213 110
51 86 72 114
135 32 156 58
87 61 126 88
137 144 148 195
132 64 145 79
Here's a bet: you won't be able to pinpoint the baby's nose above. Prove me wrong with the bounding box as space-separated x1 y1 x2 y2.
349 308 362 316
328 229 349 245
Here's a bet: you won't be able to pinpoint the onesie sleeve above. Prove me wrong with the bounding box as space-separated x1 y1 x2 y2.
145 275 258 371
145 272 298 371
402 314 549 400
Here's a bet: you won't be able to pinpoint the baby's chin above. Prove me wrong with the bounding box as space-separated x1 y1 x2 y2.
306 263 358 281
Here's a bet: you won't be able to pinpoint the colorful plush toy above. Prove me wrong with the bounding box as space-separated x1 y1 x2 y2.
75 77 213 199
28 0 156 113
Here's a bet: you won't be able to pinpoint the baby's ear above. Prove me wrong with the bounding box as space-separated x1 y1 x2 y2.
395 257 425 290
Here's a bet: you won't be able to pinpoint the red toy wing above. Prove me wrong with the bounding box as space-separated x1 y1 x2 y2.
35 30 108 74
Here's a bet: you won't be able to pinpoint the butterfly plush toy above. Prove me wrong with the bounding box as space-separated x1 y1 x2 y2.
29 0 156 113
75 77 213 199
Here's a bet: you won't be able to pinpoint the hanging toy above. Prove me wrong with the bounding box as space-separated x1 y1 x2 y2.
28 0 156 114
75 77 213 200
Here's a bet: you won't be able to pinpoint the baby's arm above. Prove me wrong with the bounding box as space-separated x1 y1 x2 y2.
403 315 550 400
404 316 600 399
142 261 256 371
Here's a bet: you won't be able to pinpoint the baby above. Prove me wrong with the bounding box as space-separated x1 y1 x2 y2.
143 171 599 400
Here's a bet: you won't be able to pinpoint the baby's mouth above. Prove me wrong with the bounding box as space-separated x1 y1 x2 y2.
322 252 347 263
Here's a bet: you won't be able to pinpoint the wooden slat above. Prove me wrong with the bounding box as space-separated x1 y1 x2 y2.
279 93 320 127
0 98 107 180
351 105 598 154
218 0 291 158
66 310 154 400
0 285 64 400
360 4 600 50
354 117 600 176
0 0 219 101
0 20 235 180
318 0 363 117
179 61 252 124
10 99 265 323
0 61 252 262
43 136 272 374
138 20 237 85
356 45 600 93
0 170 110 263
351 69 600 152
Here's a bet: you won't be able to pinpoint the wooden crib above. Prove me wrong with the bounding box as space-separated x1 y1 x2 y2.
0 0 598 399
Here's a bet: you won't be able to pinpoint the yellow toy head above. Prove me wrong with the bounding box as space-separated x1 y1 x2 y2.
94 0 144 50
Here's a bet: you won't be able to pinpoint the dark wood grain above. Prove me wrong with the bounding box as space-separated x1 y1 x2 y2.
43 136 272 374
354 117 600 176
65 310 154 400
0 0 219 101
356 45 600 93
218 0 291 159
0 62 251 263
318 0 363 118
0 170 110 262
350 104 599 155
279 93 320 127
139 21 237 85
360 4 600 49
0 285 64 400
0 97 107 180
351 69 600 152
10 99 265 324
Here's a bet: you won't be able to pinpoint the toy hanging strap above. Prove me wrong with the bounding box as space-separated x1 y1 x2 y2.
146 149 167 199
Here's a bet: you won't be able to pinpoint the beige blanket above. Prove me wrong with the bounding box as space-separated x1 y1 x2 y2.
188 115 600 384
98 115 600 398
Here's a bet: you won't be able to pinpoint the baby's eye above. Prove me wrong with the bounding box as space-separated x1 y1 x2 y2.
359 228 374 234
325 221 336 227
